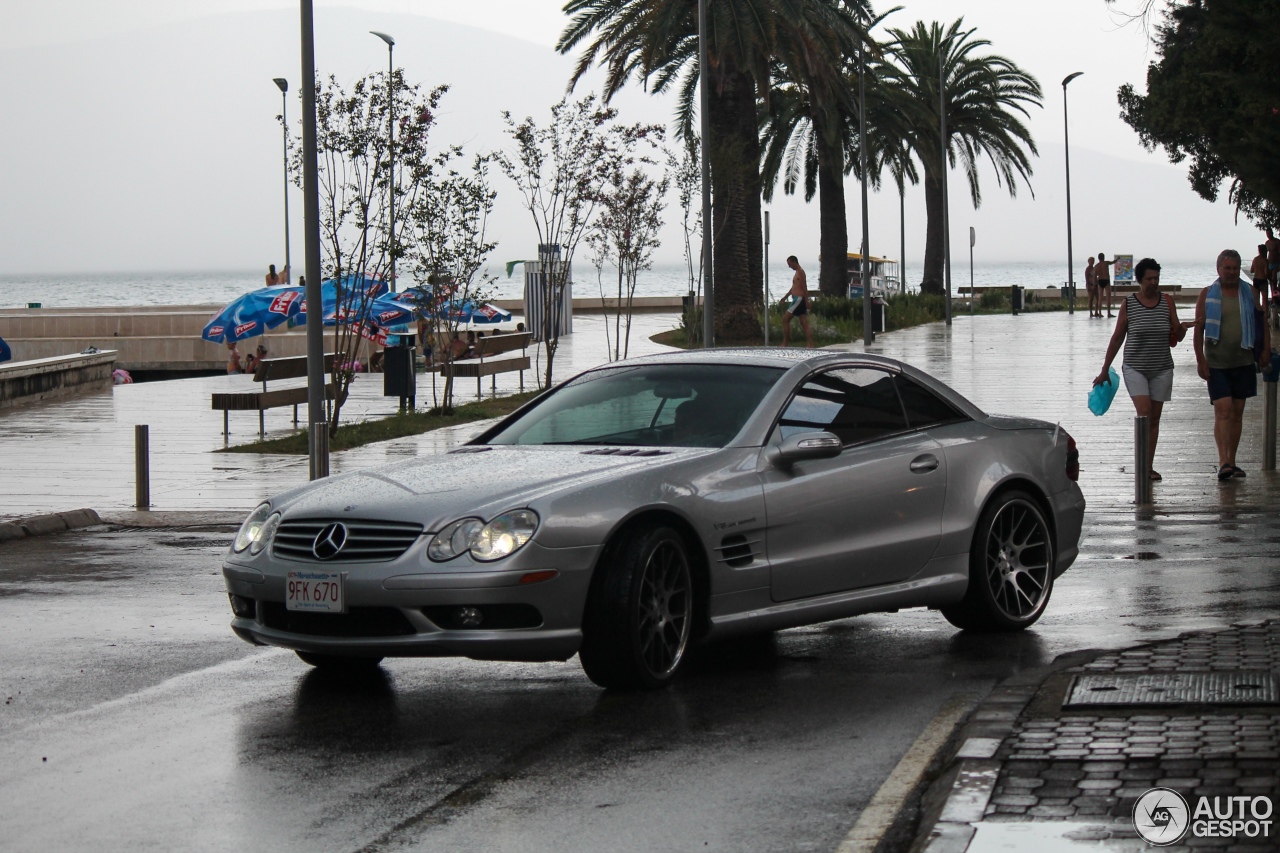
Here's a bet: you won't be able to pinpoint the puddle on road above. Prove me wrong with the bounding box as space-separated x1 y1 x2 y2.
969 821 1125 851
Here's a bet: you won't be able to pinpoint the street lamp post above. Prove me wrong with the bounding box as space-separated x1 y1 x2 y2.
1062 71 1084 316
940 53 952 326
371 31 396 293
859 34 873 345
273 78 291 282
697 0 713 348
299 0 327 479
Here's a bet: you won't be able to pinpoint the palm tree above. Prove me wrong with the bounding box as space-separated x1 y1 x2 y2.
558 0 866 341
877 20 1041 295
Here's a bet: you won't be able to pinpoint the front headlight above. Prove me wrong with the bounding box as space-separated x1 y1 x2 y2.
249 512 281 556
427 510 539 562
233 503 272 554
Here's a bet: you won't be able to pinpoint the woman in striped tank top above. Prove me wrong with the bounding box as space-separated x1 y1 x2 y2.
1093 258 1194 481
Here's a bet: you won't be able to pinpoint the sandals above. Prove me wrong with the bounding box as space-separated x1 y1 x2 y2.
1231 465 1247 479
1218 465 1234 481
1149 470 1162 482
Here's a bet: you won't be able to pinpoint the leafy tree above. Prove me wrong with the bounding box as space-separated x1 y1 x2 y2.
877 20 1041 295
559 0 868 342
293 72 442 432
404 150 500 411
587 149 670 360
667 138 704 345
497 95 660 387
1116 0 1280 226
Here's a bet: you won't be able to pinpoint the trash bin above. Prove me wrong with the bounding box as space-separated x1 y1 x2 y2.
871 297 887 333
1011 285 1023 315
383 345 416 400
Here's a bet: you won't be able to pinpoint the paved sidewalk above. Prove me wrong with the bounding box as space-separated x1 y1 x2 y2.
0 313 680 518
913 622 1280 853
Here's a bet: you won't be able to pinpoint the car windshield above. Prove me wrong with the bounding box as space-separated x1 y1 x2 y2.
483 363 787 448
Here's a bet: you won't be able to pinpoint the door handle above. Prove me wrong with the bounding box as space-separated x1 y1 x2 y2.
909 454 939 473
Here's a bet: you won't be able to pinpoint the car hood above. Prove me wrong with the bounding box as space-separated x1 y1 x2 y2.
273 445 711 530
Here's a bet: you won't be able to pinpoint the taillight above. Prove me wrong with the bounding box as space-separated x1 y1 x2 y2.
1065 433 1079 482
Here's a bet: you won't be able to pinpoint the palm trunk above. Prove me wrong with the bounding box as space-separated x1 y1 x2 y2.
815 126 848 298
708 69 764 344
921 169 945 296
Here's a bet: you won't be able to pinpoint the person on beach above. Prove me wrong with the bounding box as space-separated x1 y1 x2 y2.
1250 244 1270 309
781 255 813 348
1084 256 1098 317
1094 258 1191 482
225 342 244 374
1094 253 1117 318
1193 249 1272 481
244 343 268 374
265 264 289 286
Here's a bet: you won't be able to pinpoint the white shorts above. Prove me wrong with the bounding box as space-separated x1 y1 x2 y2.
1122 364 1173 402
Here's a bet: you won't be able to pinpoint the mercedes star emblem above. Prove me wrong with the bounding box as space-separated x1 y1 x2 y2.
312 522 348 560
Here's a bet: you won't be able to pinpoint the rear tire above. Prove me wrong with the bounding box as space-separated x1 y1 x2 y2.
942 490 1054 632
296 651 384 672
580 524 694 690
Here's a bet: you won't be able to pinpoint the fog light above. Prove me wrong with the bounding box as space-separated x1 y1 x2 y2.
456 606 483 627
228 594 256 619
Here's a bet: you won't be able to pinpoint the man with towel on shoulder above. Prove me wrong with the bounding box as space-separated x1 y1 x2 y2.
1193 249 1272 481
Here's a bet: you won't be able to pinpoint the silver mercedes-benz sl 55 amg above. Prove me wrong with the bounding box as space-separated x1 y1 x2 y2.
223 348 1085 689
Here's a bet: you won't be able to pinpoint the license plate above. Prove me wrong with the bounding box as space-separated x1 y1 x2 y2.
286 570 345 613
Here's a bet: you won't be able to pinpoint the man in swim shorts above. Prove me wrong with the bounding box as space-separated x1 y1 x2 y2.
781 255 813 347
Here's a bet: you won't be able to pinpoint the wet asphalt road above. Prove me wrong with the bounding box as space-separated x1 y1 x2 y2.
1 514 1278 853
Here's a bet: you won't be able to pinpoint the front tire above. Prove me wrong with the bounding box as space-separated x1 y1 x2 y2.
942 490 1055 632
580 524 694 690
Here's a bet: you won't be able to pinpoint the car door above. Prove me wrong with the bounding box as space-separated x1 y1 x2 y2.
762 366 948 602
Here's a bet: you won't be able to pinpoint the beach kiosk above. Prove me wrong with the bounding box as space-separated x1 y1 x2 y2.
846 253 900 298
522 244 573 342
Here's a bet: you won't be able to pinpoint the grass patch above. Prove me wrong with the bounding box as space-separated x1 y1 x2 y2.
221 390 543 455
657 290 1067 349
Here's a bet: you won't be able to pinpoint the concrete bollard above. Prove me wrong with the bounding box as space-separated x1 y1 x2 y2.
134 424 150 510
309 422 329 480
1134 415 1152 505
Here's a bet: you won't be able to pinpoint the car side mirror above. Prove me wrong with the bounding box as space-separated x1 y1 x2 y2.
775 431 843 465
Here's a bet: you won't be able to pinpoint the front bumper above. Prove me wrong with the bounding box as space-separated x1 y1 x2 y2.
223 540 601 662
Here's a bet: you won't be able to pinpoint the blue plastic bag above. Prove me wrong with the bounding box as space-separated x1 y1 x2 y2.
1088 366 1119 416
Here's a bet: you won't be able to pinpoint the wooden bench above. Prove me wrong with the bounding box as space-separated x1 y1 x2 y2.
435 332 531 398
211 354 336 438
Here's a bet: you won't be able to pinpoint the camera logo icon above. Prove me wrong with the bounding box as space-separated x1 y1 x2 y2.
1133 787 1190 845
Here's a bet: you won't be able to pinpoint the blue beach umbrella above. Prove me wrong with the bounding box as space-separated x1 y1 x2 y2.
0 335 11 363
201 284 306 344
391 287 512 325
288 274 395 328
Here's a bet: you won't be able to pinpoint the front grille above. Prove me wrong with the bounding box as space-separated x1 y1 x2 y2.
273 518 423 563
259 602 416 637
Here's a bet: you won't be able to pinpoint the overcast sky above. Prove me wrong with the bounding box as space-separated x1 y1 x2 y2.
0 0 1264 278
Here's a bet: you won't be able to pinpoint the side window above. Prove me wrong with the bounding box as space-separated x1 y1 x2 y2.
777 368 908 446
895 375 965 429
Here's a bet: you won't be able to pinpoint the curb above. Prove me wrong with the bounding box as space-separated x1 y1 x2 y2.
0 508 102 542
906 648 1104 853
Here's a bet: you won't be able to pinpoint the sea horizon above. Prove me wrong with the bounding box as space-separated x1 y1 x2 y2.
0 259 1228 310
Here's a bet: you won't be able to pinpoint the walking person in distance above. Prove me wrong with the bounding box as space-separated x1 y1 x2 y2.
1094 258 1190 482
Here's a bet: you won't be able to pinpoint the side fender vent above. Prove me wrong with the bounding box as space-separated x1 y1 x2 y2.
716 533 759 568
